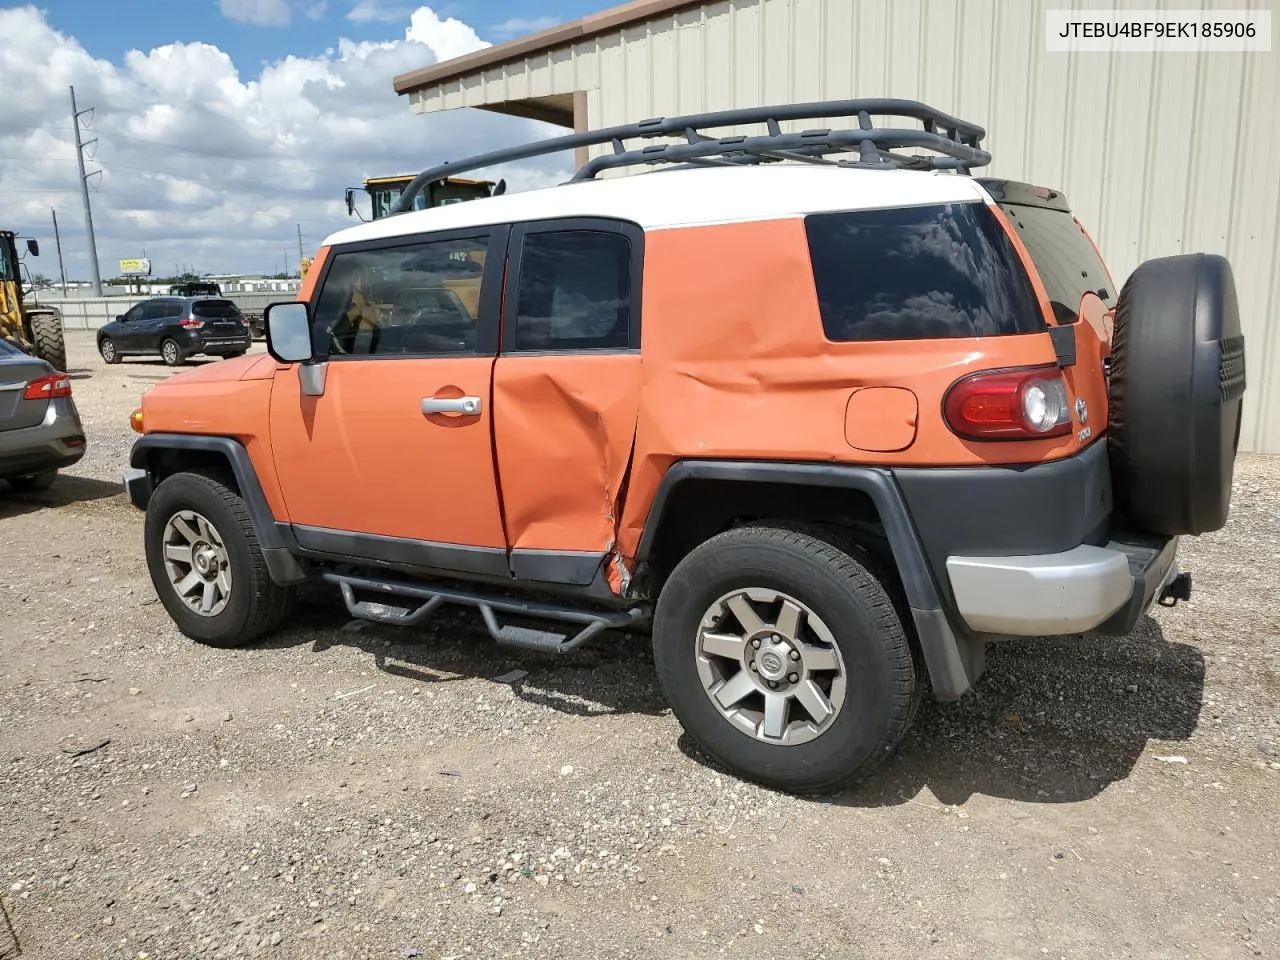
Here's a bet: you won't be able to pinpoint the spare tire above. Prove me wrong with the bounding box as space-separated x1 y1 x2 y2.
1108 253 1246 537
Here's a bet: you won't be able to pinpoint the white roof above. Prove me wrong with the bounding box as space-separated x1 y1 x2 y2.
322 164 992 248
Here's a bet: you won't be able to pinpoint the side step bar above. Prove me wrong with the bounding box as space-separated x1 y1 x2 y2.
323 572 650 654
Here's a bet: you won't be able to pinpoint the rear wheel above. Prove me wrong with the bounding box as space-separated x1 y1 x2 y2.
652 523 918 793
160 338 184 366
7 470 57 492
99 337 121 364
144 469 295 648
28 311 66 372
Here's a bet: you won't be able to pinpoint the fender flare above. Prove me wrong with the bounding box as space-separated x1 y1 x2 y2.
128 434 306 585
636 459 983 700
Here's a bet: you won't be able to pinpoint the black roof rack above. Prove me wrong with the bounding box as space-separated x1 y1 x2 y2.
390 98 990 215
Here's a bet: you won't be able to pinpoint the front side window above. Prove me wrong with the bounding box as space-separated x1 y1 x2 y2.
805 202 1045 342
512 230 632 352
0 240 13 282
311 235 488 357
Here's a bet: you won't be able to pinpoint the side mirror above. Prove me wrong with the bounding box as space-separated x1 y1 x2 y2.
25 239 38 256
114 315 124 322
264 301 314 364
344 188 355 217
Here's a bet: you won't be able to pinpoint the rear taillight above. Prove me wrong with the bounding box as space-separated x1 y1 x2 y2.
180 318 204 329
944 365 1072 440
23 372 72 400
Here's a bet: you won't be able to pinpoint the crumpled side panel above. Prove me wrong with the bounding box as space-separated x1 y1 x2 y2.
615 218 1067 560
492 354 641 553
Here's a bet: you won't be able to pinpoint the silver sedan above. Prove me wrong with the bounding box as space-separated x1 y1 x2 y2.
0 338 86 491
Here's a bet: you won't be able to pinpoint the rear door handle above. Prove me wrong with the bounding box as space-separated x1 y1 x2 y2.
421 395 482 416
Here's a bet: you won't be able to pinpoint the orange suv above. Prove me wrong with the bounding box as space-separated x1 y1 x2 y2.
123 101 1247 793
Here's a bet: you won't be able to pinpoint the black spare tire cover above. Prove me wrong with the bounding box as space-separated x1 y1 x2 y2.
1108 253 1246 537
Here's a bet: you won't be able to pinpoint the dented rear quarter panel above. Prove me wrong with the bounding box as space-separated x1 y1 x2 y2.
615 216 1103 560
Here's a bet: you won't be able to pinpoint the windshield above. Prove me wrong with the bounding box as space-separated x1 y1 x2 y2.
0 238 14 282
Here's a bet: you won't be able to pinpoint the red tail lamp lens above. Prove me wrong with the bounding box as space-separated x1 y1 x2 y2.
23 373 72 400
944 366 1072 440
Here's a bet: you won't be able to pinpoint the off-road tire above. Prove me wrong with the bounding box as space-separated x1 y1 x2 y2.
160 338 185 367
7 470 57 492
28 311 66 372
145 469 295 648
99 336 121 364
1108 253 1246 536
652 522 919 794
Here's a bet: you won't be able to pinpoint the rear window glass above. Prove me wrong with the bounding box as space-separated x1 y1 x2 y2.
805 202 1045 342
0 338 22 356
998 203 1116 323
192 300 241 319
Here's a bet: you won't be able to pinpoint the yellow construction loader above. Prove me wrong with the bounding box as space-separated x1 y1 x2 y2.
344 174 499 221
0 229 66 371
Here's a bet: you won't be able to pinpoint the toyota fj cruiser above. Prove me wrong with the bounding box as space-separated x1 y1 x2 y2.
122 100 1247 793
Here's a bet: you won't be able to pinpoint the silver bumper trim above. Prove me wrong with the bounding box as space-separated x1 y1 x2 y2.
946 544 1135 636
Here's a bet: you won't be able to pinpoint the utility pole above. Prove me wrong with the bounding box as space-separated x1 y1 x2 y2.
296 224 305 264
69 85 102 296
50 208 68 296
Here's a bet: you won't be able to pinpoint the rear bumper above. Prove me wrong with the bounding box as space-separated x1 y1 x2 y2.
0 398 86 479
947 534 1179 636
192 334 251 354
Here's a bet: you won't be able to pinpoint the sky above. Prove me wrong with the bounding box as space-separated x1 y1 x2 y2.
0 0 609 281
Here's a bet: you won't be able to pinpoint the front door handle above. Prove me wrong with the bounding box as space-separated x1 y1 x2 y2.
421 395 482 416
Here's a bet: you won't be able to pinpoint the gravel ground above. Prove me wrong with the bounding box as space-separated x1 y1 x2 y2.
1 331 1277 960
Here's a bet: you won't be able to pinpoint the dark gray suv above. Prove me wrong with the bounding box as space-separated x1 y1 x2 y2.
0 338 85 490
96 297 252 366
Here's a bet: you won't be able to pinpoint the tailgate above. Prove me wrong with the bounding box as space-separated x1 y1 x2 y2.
192 299 248 336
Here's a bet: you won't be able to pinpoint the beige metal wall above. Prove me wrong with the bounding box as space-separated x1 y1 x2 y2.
408 0 1280 453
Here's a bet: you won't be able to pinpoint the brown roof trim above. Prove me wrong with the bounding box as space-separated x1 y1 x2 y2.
393 0 707 95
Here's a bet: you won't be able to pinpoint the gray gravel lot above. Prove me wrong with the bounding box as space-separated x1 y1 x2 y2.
1 330 1277 960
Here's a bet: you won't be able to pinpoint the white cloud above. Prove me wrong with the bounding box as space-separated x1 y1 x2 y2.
490 16 561 39
405 7 490 61
0 4 572 280
345 0 410 23
219 0 292 27
305 1 329 20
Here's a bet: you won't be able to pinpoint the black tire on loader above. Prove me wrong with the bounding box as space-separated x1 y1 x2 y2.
27 310 67 373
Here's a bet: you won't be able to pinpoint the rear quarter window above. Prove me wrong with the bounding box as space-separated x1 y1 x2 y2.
804 202 1044 342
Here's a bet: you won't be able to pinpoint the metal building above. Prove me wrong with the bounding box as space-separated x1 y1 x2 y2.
394 0 1280 454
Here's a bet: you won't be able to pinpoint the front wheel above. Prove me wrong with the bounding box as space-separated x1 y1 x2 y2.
160 338 184 366
99 337 121 364
652 523 919 793
144 469 295 648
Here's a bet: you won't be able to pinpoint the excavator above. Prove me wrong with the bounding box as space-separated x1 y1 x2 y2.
0 229 66 372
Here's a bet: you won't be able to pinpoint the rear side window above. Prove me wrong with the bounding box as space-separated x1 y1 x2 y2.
805 202 1044 342
512 230 633 352
192 299 240 319
998 204 1116 323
